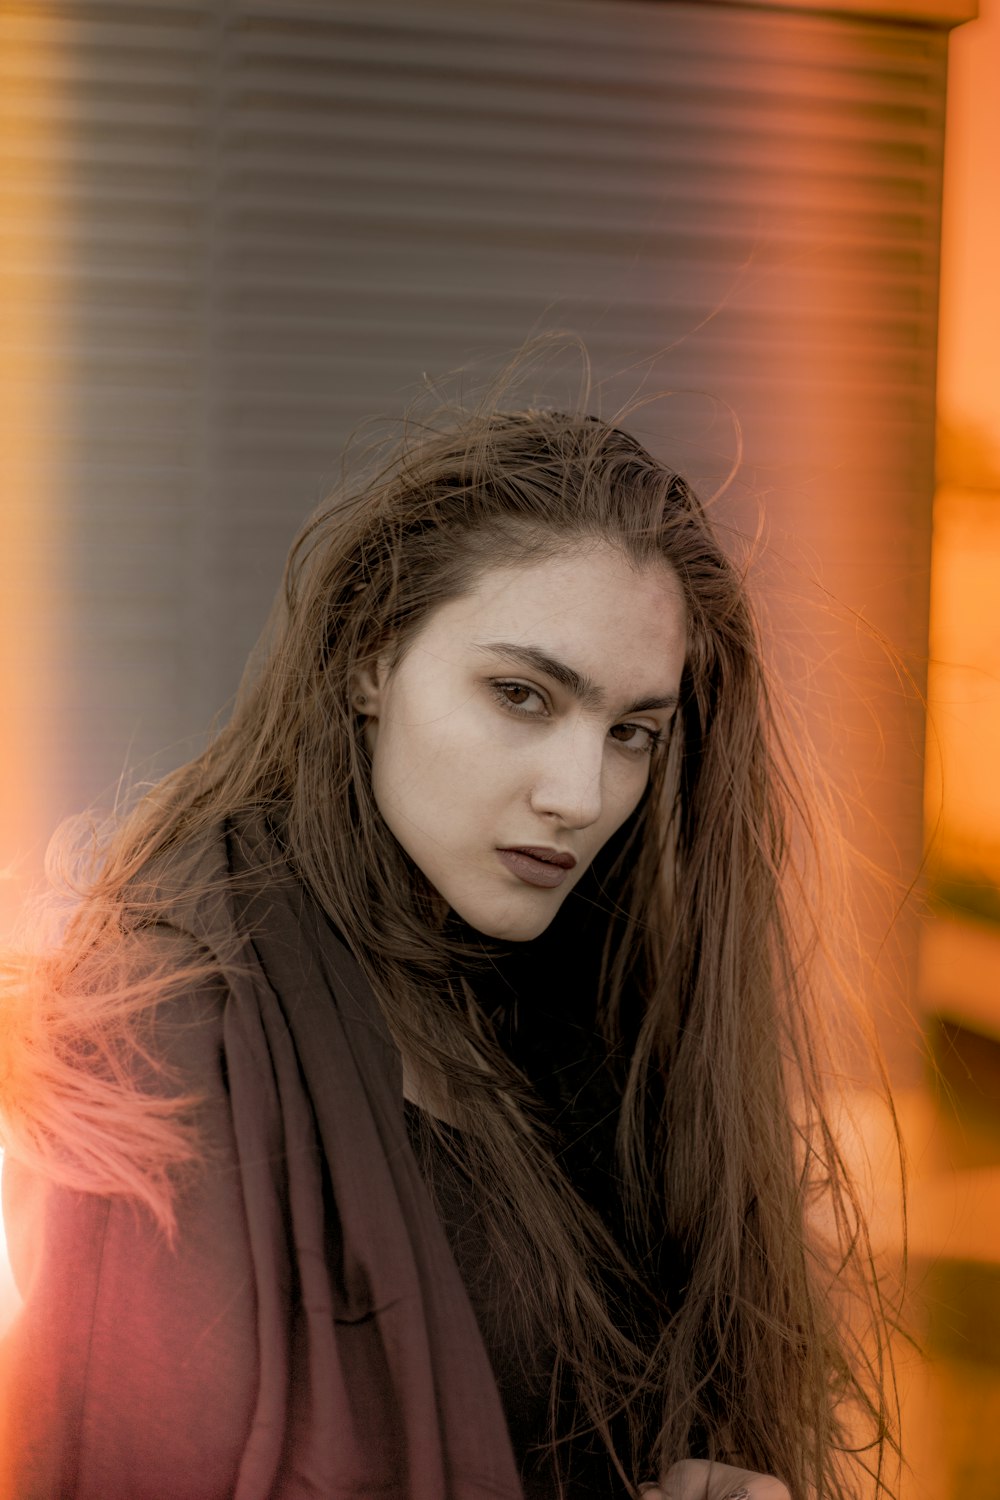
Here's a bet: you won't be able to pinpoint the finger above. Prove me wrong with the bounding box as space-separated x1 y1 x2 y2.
660 1458 791 1500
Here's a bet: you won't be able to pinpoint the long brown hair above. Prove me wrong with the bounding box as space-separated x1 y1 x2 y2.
1 370 902 1496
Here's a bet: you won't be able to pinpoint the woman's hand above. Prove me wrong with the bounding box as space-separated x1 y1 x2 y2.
639 1458 791 1500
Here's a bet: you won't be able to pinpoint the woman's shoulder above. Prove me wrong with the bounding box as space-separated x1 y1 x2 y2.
117 809 395 1087
122 807 334 972
118 813 240 958
0 972 257 1500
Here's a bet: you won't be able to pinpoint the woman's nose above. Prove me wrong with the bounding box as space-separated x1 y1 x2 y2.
528 725 604 829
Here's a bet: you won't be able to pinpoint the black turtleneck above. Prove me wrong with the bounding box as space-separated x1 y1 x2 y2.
404 864 667 1497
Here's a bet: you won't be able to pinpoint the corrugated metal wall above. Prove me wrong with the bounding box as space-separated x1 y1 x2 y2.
1 0 948 1051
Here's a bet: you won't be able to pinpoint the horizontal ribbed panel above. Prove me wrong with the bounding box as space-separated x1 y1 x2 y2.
1 0 947 967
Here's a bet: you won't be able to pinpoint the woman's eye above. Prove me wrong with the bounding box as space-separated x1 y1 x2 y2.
492 682 665 754
491 681 547 714
609 722 664 755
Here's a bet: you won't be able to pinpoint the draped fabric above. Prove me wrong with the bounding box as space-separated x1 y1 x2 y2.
0 814 523 1498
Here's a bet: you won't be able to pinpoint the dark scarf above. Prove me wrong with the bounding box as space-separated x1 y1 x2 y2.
166 812 524 1499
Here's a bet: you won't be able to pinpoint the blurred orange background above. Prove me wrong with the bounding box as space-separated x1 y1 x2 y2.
901 3 1000 1495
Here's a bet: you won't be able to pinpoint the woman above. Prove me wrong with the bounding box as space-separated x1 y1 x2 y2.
0 400 900 1498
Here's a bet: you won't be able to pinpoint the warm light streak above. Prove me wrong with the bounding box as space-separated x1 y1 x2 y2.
937 5 1000 455
0 11 69 939
0 0 66 1363
0 1152 21 1337
927 0 1000 891
925 489 1000 880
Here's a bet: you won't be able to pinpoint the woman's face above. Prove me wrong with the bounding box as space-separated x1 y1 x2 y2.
357 542 687 941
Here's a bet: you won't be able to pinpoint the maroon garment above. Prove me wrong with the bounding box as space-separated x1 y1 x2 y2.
0 815 523 1499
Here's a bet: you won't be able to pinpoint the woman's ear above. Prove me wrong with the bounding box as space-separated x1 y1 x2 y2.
351 651 391 709
350 653 391 751
350 661 380 714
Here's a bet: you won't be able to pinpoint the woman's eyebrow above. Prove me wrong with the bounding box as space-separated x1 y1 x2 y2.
472 640 679 715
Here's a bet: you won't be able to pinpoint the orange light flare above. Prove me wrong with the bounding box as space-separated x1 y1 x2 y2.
0 11 71 1330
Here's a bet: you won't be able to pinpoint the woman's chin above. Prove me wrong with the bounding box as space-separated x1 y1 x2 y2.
448 900 560 944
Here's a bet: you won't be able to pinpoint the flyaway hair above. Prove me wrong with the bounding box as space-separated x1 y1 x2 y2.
0 354 904 1499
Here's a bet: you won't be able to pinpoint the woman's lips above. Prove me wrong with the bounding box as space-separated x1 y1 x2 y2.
496 849 571 889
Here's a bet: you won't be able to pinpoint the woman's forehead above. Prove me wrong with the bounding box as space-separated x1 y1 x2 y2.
408 546 687 696
445 544 684 625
